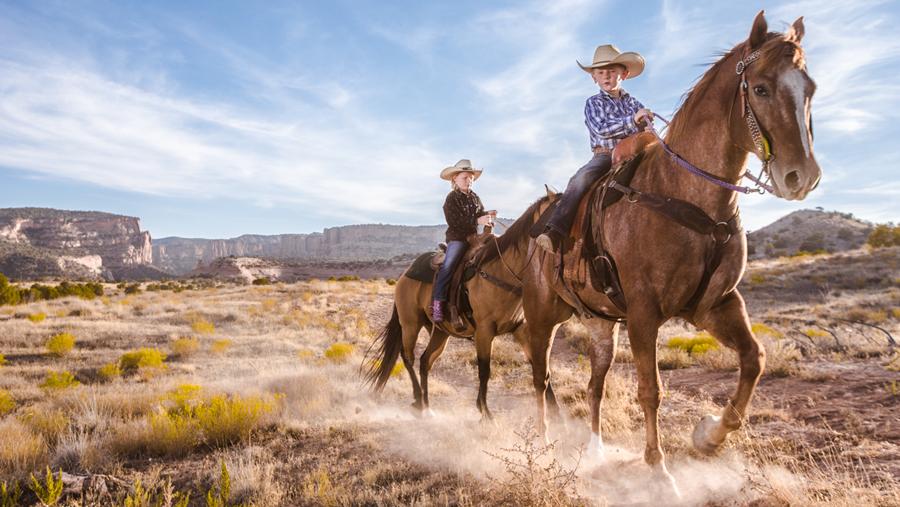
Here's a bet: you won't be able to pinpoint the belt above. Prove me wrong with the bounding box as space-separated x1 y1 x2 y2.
592 146 612 155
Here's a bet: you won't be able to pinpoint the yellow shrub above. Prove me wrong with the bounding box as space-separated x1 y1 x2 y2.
40 370 80 391
260 299 278 312
297 348 316 361
27 312 46 323
324 342 354 363
666 332 719 355
0 389 15 416
171 337 200 357
194 394 276 446
45 332 76 357
368 359 404 378
301 291 314 303
147 411 201 456
97 363 122 382
119 348 168 379
751 323 782 339
191 318 216 335
165 384 204 416
210 339 233 355
803 328 828 338
0 353 6 367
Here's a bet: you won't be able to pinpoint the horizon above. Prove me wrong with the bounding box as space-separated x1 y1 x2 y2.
2 0 899 237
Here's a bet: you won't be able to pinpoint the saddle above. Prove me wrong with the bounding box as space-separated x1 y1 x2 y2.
533 132 657 320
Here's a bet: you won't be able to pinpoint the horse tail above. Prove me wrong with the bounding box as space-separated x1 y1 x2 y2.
363 303 403 393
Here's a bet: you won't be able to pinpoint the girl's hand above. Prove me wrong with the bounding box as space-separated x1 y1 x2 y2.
477 215 493 226
486 210 498 216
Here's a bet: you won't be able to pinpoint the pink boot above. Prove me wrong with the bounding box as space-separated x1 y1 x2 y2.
431 300 444 323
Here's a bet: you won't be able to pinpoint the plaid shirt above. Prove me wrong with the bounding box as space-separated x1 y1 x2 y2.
584 88 645 151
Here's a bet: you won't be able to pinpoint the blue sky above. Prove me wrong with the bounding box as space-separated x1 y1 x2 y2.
1 0 898 239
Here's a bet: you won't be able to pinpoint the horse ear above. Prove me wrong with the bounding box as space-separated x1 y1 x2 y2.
786 16 805 43
749 10 768 49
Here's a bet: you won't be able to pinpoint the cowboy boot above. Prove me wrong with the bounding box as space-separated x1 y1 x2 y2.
431 300 444 323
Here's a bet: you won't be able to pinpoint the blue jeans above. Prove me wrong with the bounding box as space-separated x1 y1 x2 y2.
546 153 612 235
432 240 467 302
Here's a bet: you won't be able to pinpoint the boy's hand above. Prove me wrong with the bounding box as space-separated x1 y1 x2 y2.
634 109 653 127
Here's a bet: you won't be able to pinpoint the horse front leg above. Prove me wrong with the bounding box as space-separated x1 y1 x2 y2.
474 326 497 421
628 313 681 498
528 321 556 442
583 319 619 460
692 290 765 454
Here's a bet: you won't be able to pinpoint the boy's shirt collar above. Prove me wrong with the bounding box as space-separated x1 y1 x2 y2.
596 87 630 100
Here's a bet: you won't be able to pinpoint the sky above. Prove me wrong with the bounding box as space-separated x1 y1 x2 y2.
1 0 898 239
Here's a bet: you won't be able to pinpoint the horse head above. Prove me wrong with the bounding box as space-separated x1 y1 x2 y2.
739 11 821 200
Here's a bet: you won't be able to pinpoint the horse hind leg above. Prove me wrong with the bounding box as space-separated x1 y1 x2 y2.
401 323 425 411
692 291 765 454
419 327 451 417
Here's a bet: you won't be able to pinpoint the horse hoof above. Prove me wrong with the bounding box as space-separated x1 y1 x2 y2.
586 433 606 462
424 408 436 419
692 414 723 455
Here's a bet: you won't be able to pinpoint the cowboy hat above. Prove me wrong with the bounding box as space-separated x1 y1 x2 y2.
577 44 645 78
440 159 483 181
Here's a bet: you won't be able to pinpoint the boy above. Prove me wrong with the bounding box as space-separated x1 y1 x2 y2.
536 44 652 253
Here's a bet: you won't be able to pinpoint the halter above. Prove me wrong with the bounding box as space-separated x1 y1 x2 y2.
645 48 776 195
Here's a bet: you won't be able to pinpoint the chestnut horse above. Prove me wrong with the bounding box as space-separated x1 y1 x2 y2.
365 199 560 419
510 11 819 494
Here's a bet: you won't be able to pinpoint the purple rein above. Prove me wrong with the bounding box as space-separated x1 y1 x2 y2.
645 114 775 195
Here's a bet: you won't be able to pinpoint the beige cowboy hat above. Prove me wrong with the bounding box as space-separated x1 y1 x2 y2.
440 159 483 181
577 44 645 78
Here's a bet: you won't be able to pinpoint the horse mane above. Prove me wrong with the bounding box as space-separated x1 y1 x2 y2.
472 195 550 266
665 32 804 146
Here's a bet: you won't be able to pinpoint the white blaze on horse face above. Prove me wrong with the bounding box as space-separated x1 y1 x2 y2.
781 68 812 158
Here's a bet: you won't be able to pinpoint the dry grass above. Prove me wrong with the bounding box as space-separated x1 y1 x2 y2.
0 268 894 504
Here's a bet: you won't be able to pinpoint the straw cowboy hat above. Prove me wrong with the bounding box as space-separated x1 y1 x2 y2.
440 159 483 181
577 44 645 78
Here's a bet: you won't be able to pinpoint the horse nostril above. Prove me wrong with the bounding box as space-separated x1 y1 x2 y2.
784 171 801 191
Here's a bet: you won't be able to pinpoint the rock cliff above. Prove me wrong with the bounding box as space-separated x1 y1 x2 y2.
0 208 158 280
154 224 447 275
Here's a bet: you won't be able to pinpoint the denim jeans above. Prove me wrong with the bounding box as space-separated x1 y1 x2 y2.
546 153 612 235
432 240 467 302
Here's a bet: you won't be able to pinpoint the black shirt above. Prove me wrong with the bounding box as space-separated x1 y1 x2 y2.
443 189 486 242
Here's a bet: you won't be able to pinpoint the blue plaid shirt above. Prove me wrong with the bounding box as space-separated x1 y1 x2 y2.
584 89 645 151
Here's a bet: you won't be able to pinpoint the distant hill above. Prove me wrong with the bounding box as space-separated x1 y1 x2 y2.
747 209 872 259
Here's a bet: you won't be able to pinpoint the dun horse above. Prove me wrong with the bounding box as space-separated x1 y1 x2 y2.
365 201 559 419
505 11 819 493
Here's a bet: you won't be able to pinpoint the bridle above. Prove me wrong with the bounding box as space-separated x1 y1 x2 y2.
645 48 778 195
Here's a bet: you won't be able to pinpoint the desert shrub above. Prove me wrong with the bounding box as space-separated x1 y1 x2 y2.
302 467 342 506
206 461 232 507
19 408 69 444
798 233 825 252
210 339 233 355
29 467 63 506
385 278 397 286
191 318 215 335
751 322 782 339
367 359 404 379
195 394 276 447
0 353 6 367
45 332 76 357
765 341 802 377
0 274 21 306
666 332 720 355
324 342 354 363
171 337 200 357
837 227 854 240
0 480 22 507
0 419 47 478
657 347 692 370
124 283 142 295
333 275 359 282
748 273 766 285
119 348 168 378
27 312 47 323
866 223 900 248
0 389 15 416
40 371 80 391
252 277 271 286
97 363 122 382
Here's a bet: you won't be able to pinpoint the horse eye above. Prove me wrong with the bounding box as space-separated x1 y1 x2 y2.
753 85 769 97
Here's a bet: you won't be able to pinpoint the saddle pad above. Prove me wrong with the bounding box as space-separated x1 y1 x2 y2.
403 252 438 283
